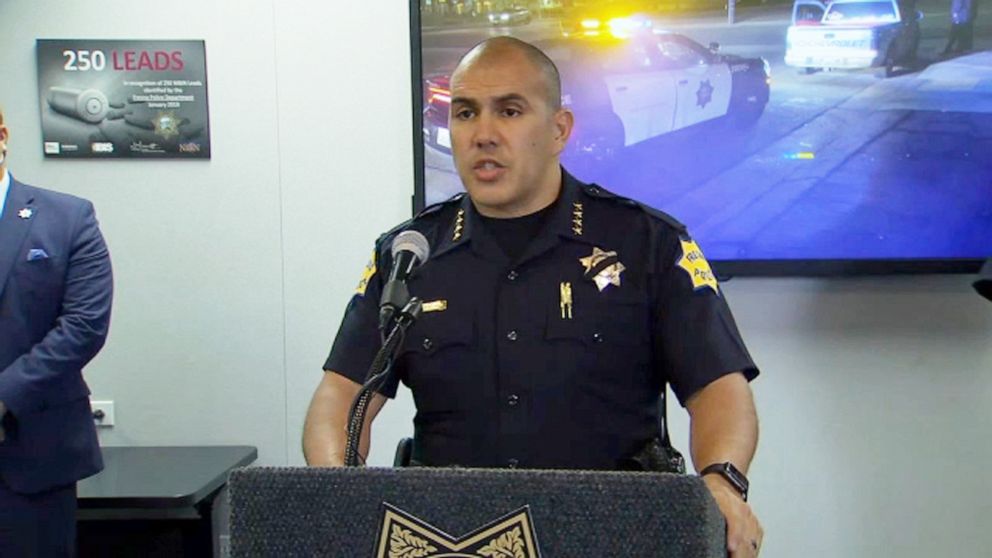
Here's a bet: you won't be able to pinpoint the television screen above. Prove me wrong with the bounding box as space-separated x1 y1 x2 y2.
413 0 991 275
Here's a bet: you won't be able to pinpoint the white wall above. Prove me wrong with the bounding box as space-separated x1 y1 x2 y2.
1 1 990 556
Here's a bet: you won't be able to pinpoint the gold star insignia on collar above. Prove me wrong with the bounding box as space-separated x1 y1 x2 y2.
579 247 625 292
17 208 33 220
453 209 465 241
572 202 583 235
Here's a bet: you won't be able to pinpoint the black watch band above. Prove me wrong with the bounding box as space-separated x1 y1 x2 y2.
700 462 749 501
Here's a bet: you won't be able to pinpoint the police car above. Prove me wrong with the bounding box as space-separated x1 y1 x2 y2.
785 0 921 77
422 32 770 163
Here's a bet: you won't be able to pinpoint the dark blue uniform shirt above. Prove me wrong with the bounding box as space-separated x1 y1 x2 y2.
325 171 758 470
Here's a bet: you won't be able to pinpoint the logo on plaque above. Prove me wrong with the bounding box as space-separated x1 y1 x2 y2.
375 503 541 558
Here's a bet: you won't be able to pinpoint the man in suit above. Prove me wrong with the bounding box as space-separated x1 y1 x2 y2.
0 105 113 556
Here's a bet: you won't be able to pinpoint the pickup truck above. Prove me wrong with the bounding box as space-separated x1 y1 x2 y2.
785 0 921 77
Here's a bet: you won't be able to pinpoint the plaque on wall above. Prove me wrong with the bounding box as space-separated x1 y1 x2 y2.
36 39 211 159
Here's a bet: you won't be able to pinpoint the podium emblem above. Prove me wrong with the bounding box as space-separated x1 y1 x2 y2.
375 503 541 558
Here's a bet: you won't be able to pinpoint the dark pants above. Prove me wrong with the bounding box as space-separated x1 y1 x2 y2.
0 478 77 558
945 22 975 54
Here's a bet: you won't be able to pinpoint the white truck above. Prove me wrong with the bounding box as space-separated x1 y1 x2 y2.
785 0 921 77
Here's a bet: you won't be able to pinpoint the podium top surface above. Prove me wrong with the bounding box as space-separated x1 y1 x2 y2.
78 445 257 509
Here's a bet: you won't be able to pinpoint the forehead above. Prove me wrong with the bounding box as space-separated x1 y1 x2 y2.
450 52 547 103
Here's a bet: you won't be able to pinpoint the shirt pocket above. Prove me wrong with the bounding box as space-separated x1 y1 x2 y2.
544 286 652 382
398 311 478 413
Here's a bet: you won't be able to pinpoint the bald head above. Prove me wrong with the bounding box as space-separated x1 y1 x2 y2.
453 37 562 111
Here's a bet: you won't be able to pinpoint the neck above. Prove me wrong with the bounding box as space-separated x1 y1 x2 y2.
476 165 563 219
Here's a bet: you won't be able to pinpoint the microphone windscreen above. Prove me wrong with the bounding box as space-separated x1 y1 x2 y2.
392 230 430 263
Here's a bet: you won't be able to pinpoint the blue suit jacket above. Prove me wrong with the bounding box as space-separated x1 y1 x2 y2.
0 176 112 494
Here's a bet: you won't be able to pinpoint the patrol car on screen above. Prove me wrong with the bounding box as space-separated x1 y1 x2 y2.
785 0 922 76
422 30 770 163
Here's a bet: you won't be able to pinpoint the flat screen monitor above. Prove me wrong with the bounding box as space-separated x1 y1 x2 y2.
411 1 991 275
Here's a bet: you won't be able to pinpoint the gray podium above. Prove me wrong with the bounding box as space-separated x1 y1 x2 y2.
229 467 725 557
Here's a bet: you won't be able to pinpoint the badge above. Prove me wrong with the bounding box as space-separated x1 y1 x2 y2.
355 249 377 296
18 208 33 219
579 246 625 292
676 237 719 294
422 300 448 313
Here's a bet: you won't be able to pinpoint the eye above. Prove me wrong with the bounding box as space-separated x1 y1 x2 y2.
453 108 475 120
501 107 522 117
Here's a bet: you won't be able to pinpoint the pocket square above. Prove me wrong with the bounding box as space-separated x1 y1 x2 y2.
27 248 49 262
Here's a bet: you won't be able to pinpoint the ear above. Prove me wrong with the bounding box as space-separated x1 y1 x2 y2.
551 108 574 154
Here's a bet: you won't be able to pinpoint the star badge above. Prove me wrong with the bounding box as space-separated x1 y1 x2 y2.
18 208 33 220
579 247 626 292
696 79 714 108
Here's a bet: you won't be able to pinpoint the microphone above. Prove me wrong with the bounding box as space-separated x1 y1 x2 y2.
379 230 430 329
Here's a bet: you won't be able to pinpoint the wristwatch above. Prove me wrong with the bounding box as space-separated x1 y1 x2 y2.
700 462 749 501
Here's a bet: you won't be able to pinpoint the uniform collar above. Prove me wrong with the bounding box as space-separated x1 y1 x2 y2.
431 168 600 265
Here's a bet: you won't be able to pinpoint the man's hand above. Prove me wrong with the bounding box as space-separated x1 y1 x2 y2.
0 400 6 442
703 474 763 557
685 373 761 556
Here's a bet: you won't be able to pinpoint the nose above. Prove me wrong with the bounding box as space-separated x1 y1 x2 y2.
472 111 499 150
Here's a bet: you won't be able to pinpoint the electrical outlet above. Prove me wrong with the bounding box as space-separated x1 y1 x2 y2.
91 400 115 427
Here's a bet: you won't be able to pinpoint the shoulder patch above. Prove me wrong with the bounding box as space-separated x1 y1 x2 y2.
355 248 377 296
676 237 719 295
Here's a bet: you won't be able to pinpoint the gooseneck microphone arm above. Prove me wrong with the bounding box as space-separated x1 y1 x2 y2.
344 297 423 467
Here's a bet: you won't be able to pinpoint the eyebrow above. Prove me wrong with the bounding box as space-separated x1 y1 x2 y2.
450 93 531 108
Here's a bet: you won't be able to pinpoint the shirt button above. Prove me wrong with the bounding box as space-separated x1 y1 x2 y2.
593 332 604 343
507 270 519 281
507 394 519 406
506 330 518 341
507 458 519 469
422 338 433 350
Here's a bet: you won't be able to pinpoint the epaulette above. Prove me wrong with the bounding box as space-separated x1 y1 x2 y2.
375 193 465 246
581 183 687 233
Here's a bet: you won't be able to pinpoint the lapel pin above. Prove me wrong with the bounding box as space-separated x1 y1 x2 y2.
18 208 33 220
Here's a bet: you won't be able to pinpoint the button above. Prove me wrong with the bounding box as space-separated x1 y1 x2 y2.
506 330 518 341
593 332 604 343
507 458 519 468
507 270 519 281
422 338 433 350
507 394 519 406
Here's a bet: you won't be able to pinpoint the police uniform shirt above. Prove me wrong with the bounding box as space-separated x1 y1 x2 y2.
324 170 758 470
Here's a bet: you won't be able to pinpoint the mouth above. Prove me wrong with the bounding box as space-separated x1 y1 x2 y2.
472 159 506 182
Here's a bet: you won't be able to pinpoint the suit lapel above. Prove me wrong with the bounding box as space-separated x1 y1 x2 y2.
0 178 37 294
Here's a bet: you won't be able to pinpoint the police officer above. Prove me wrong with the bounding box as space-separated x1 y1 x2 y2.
304 37 763 556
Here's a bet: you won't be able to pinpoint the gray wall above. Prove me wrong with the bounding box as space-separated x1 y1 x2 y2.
1 1 990 556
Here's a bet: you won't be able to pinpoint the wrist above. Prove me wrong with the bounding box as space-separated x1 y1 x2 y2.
700 461 749 501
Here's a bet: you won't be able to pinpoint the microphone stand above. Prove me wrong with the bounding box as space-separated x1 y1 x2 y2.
343 297 423 467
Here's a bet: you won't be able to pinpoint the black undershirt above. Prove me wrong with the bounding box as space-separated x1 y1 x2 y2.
477 198 558 263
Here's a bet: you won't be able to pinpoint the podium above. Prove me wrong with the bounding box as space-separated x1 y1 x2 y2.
229 467 725 557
